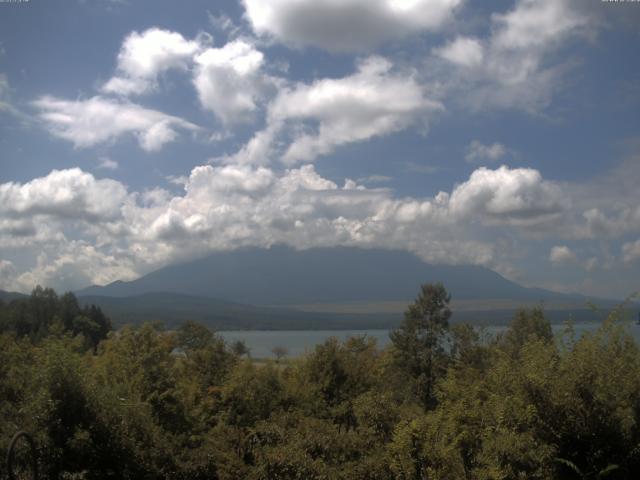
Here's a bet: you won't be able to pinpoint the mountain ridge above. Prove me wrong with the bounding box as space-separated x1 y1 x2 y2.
76 245 598 306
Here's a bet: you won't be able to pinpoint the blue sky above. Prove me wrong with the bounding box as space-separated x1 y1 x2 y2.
0 0 639 298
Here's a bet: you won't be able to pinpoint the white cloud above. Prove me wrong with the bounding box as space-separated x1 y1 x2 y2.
33 95 199 151
0 218 37 238
166 175 189 186
208 12 242 37
433 0 594 112
213 125 279 165
258 56 442 164
548 246 602 273
102 28 204 95
465 140 508 163
102 28 272 125
0 168 128 221
101 77 151 97
4 161 638 296
448 165 565 226
549 245 577 266
0 73 10 112
13 246 139 295
491 0 590 51
193 39 267 124
0 259 18 291
557 156 640 242
242 0 462 52
584 256 598 272
434 37 484 68
138 163 493 268
0 164 576 292
579 206 640 240
98 157 119 170
622 240 640 264
0 73 28 121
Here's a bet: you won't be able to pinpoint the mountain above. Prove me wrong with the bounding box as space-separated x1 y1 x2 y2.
77 246 596 306
76 292 398 330
0 290 28 302
5 246 628 331
76 292 618 330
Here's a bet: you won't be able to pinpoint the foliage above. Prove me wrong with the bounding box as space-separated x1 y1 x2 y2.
1 283 640 479
0 286 111 349
389 282 451 409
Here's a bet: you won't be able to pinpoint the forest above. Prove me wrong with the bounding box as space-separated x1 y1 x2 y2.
1 284 639 479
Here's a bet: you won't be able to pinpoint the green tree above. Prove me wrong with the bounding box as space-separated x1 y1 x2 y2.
497 307 553 357
271 345 288 363
390 283 451 409
231 339 250 358
58 292 81 331
177 320 214 351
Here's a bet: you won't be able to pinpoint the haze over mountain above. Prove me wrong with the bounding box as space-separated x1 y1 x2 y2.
68 247 631 329
78 246 594 306
4 247 629 330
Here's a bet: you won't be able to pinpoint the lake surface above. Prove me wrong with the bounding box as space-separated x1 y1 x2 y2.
220 322 640 359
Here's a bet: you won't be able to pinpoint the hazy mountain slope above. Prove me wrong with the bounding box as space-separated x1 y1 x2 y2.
2 287 623 331
77 292 619 331
77 246 593 305
0 290 28 302
77 292 399 330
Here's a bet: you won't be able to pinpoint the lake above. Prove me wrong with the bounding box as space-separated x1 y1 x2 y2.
220 321 640 359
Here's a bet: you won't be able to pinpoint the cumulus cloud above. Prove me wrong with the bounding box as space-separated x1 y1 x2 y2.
584 257 598 272
0 259 18 291
434 37 484 68
544 157 640 243
102 28 204 95
33 95 199 151
12 246 139 295
549 246 601 271
491 0 590 51
208 12 242 37
214 125 280 165
101 28 272 125
448 165 565 226
0 163 575 292
549 245 577 266
116 162 497 269
98 157 119 170
622 240 640 265
465 140 508 163
578 206 640 240
0 168 128 222
232 56 442 165
242 0 462 52
433 0 593 112
193 39 267 124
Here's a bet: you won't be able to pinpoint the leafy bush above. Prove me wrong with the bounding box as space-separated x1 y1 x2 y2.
1 284 639 479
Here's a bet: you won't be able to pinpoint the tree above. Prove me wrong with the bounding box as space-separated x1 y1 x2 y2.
390 283 451 410
177 320 214 351
176 321 236 392
497 307 552 357
271 345 288 363
231 339 250 358
58 292 81 331
0 288 111 348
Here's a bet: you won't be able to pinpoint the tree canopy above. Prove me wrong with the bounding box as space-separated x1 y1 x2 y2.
1 283 639 479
